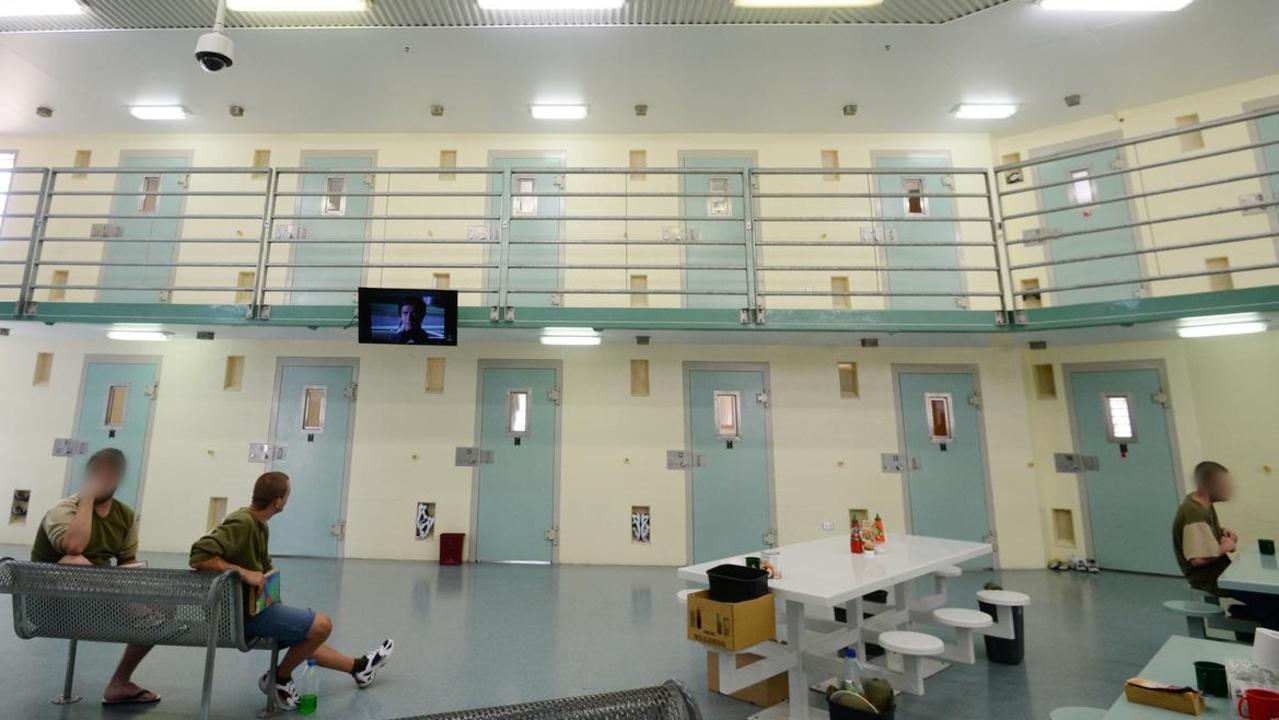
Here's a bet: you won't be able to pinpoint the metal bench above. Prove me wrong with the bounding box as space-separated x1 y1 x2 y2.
397 680 702 720
0 558 279 720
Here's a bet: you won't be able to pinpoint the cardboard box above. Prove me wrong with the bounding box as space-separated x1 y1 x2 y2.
686 591 775 651
707 652 789 708
1123 679 1205 716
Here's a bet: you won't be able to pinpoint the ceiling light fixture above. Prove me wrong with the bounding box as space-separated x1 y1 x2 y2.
107 329 174 342
130 106 190 121
540 327 602 346
0 0 84 16
952 104 1018 120
227 0 370 10
736 0 882 6
530 104 588 120
1176 315 1269 339
1039 0 1193 10
478 1 625 9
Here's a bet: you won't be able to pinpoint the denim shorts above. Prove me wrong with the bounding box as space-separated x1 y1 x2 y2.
245 604 316 647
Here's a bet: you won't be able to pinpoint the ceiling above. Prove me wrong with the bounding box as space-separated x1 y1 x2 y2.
0 0 1012 32
0 0 1276 136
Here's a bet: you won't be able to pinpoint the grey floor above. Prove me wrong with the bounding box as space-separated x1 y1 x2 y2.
0 544 1188 720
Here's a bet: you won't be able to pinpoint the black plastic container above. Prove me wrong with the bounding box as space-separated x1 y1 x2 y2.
979 600 1025 665
706 564 769 603
828 698 896 720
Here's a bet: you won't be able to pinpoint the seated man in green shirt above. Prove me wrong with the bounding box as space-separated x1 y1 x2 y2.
1173 461 1279 630
189 471 393 710
30 448 159 706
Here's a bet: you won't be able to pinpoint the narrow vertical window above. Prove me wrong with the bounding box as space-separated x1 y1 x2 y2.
821 150 840 182
513 176 538 216
1021 278 1043 309
507 390 530 435
439 150 457 181
629 274 648 308
629 149 647 181
1205 257 1233 291
837 362 859 399
831 276 851 310
925 393 954 442
235 271 256 304
138 175 161 214
1103 394 1135 442
1175 114 1205 153
707 177 732 217
713 391 741 439
49 270 70 302
322 176 347 216
302 387 327 432
104 385 129 428
433 272 451 290
903 177 928 216
1069 169 1095 206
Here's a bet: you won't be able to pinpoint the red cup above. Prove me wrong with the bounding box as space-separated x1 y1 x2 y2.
1239 688 1279 719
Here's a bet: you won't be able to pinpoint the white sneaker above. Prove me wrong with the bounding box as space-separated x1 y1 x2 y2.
353 638 394 689
258 671 299 711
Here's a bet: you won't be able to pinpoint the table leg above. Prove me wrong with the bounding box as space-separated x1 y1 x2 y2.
785 599 810 719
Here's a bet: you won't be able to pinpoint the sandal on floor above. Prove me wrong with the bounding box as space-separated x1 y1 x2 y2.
102 689 161 706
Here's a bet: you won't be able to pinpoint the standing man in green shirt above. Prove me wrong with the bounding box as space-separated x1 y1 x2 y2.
1172 461 1279 630
30 448 160 706
189 471 394 710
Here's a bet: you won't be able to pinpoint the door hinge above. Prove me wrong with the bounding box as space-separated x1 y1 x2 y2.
547 388 561 406
1151 391 1170 408
344 383 358 401
762 529 778 547
329 521 346 539
755 391 770 408
145 382 159 400
967 392 982 410
545 526 560 545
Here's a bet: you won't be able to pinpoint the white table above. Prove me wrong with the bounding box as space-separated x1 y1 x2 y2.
1103 636 1250 719
1220 553 1279 596
678 533 993 719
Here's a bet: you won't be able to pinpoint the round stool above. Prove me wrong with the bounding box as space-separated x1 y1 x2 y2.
878 630 944 657
934 607 994 630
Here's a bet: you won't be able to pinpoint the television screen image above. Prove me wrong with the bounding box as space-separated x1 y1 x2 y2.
358 288 459 346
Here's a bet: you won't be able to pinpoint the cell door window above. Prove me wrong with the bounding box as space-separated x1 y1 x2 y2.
138 176 161 214
513 177 538 217
903 178 929 216
322 177 347 216
713 391 741 439
925 393 954 442
707 177 732 217
103 385 129 429
507 390 531 436
1103 393 1136 443
302 386 328 432
1068 169 1096 207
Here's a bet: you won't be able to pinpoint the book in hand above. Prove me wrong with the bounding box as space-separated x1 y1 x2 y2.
250 571 282 617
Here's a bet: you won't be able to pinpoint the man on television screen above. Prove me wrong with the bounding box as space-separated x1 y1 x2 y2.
393 296 432 344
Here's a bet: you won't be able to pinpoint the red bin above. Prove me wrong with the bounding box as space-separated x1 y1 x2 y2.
439 533 466 565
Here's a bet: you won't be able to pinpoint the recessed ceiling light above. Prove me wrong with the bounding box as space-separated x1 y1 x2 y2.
952 104 1018 120
1039 0 1193 10
735 0 882 6
478 1 625 9
227 0 370 10
530 104 588 120
1176 314 1269 338
107 329 174 342
130 106 190 121
0 0 84 16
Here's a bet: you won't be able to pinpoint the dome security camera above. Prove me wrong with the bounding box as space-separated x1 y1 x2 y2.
196 31 234 73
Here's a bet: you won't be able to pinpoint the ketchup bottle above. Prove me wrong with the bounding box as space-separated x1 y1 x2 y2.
851 520 864 554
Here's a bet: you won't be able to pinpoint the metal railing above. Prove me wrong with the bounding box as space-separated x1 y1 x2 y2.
996 105 1279 320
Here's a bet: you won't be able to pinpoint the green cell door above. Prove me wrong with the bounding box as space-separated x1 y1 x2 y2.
1067 365 1181 575
474 364 560 563
267 361 357 558
1035 144 1141 305
686 365 773 563
69 359 159 510
681 155 751 309
290 155 373 306
1256 109 1279 256
895 369 993 567
99 153 189 303
875 156 962 311
491 156 562 308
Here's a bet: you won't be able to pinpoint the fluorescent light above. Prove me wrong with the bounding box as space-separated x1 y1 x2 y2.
1177 318 1268 339
0 0 83 16
107 330 174 342
227 0 369 10
530 104 588 121
952 104 1018 120
1040 0 1193 11
479 1 624 9
735 0 882 6
129 106 189 121
540 327 602 346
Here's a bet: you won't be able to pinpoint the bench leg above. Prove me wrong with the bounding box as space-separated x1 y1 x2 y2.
257 644 283 718
51 639 82 705
1187 616 1207 640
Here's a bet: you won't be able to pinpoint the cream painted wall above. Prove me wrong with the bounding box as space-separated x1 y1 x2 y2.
0 328 1045 569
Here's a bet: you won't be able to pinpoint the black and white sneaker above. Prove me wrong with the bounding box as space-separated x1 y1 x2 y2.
258 671 299 711
352 638 394 689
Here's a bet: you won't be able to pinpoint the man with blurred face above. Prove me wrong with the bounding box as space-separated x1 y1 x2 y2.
1173 461 1279 630
30 448 159 706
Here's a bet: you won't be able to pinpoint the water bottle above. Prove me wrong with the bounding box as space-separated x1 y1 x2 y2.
842 647 863 694
297 658 319 715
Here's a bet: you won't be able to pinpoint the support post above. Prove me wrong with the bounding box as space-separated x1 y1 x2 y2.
784 599 810 719
257 643 283 717
51 638 82 705
250 169 279 318
496 167 513 318
742 168 760 322
200 589 223 720
17 169 53 317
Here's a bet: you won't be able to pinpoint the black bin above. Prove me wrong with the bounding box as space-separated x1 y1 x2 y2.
979 600 1025 665
707 564 769 603
828 698 896 720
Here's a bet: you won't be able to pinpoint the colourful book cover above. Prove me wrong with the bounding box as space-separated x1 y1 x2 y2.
251 571 282 616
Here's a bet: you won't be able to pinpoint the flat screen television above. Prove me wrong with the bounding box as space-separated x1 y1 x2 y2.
358 287 458 346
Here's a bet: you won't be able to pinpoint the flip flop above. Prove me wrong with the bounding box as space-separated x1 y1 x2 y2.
102 689 161 706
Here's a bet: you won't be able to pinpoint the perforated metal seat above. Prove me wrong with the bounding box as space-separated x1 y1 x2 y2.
397 680 702 720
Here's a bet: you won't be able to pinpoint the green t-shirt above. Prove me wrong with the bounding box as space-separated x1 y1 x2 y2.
30 495 138 566
189 507 273 574
1172 493 1230 594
